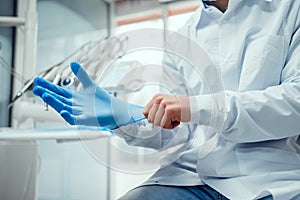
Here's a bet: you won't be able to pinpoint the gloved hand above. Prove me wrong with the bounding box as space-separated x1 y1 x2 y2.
33 61 145 130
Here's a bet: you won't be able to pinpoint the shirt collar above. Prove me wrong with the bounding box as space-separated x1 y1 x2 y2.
201 0 273 10
196 0 274 28
202 0 273 2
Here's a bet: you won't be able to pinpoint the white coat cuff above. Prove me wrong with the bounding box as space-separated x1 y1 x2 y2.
189 95 212 125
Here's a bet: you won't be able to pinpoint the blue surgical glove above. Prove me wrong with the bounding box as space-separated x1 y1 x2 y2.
33 62 145 130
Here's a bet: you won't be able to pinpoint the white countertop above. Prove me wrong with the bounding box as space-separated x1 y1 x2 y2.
0 128 111 141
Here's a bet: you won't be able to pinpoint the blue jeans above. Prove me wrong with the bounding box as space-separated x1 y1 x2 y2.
118 185 273 200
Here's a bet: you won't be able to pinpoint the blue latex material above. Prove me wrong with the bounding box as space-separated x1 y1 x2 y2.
33 62 145 130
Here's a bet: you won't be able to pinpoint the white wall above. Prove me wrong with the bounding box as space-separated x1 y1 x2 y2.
0 0 14 127
36 1 110 199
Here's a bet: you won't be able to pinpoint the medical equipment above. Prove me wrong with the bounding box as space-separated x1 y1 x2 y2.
0 53 25 84
8 35 128 108
43 74 60 111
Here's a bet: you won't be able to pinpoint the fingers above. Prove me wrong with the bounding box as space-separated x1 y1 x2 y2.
60 110 76 125
70 62 95 88
148 104 159 123
145 94 164 125
143 94 181 129
33 86 72 106
41 93 73 114
153 105 165 126
33 80 79 126
34 77 72 98
143 94 162 119
161 106 180 129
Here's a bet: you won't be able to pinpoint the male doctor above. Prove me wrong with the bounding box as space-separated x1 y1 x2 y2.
34 0 300 199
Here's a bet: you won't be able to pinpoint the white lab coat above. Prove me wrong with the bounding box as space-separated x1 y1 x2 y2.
116 0 300 199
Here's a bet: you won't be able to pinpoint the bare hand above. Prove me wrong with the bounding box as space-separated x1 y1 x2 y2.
143 94 191 129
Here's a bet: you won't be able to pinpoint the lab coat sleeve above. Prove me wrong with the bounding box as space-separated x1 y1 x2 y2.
114 120 192 150
190 19 300 143
113 52 194 150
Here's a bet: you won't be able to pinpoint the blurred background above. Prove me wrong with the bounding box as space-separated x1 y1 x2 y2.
0 0 200 199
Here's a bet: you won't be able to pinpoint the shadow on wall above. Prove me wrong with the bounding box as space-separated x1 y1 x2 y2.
0 0 14 127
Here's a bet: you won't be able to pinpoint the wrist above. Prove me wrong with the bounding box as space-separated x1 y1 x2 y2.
189 95 212 125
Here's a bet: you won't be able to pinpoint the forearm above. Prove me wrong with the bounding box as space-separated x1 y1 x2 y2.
190 83 300 143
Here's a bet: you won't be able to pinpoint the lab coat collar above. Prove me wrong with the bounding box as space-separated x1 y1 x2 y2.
196 0 273 29
202 0 272 2
199 0 274 13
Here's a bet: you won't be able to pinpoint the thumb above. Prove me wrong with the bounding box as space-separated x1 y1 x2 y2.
70 62 95 88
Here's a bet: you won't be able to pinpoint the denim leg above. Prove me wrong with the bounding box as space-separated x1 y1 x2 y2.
185 185 229 200
259 195 273 200
118 185 229 200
